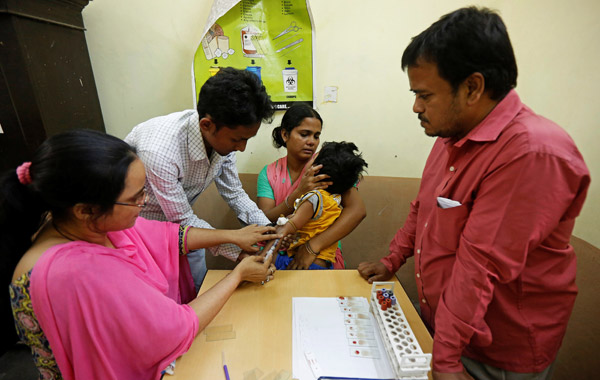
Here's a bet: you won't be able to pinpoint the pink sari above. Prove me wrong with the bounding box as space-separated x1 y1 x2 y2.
30 218 198 380
266 156 345 269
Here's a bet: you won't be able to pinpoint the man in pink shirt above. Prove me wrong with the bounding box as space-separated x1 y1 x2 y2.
358 7 590 380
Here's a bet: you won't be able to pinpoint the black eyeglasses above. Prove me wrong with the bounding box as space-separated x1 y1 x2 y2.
115 187 149 208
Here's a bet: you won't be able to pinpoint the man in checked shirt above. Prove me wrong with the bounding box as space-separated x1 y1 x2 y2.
126 67 274 290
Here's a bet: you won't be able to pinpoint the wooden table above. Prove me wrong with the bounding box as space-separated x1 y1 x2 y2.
166 270 432 380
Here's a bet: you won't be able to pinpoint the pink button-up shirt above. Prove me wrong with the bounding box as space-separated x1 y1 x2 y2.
382 90 590 373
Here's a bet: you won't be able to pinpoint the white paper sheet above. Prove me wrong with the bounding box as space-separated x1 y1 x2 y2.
292 297 395 380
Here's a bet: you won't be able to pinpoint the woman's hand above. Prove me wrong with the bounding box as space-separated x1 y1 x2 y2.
234 255 276 283
295 163 332 197
232 225 280 252
286 244 317 269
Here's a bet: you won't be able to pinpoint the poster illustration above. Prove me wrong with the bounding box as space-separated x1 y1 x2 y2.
193 0 314 110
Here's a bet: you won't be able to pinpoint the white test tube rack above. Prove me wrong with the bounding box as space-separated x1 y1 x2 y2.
370 281 432 380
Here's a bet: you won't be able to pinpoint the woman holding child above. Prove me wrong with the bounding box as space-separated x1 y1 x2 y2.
2 130 278 380
256 104 367 269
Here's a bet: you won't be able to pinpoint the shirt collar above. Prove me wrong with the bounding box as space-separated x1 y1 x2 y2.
447 90 523 148
188 111 208 161
187 111 227 165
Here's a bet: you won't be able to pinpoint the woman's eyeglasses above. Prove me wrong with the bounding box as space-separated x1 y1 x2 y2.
114 187 149 208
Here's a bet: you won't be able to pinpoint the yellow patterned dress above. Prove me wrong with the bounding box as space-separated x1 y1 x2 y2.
9 269 63 380
288 189 342 263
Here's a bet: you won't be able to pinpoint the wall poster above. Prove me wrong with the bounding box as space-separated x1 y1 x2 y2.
193 0 314 110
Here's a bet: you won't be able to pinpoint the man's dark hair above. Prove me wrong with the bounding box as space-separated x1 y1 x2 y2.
401 7 517 100
312 141 368 195
197 67 274 129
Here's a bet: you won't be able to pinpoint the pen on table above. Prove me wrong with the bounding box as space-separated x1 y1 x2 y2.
222 351 231 380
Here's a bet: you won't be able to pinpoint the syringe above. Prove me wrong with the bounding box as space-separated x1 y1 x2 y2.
264 215 288 262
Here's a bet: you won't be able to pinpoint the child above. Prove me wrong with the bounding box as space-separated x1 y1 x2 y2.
264 141 368 270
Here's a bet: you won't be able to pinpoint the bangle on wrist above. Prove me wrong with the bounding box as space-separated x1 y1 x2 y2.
286 218 298 232
305 241 319 256
284 195 292 209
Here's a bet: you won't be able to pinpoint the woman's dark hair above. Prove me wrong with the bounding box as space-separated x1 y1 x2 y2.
312 141 368 195
272 103 323 148
196 67 274 130
401 6 517 100
0 129 137 269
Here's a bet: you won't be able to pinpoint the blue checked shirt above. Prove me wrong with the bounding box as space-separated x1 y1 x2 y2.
125 109 270 260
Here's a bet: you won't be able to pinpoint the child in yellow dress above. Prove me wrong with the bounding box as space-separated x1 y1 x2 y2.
264 141 368 270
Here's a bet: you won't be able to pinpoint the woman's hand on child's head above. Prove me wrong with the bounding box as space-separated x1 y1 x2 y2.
297 163 332 195
234 224 280 252
286 243 317 270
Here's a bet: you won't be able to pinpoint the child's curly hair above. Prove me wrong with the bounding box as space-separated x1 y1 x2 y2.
312 141 368 195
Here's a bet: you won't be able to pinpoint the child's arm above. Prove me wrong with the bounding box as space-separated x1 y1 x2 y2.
286 201 319 268
186 225 280 253
305 186 365 253
261 199 315 260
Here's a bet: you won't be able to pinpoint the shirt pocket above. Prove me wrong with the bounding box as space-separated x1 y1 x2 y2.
430 203 470 252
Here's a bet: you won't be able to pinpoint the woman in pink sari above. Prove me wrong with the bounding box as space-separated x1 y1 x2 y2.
2 130 278 380
257 104 366 269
